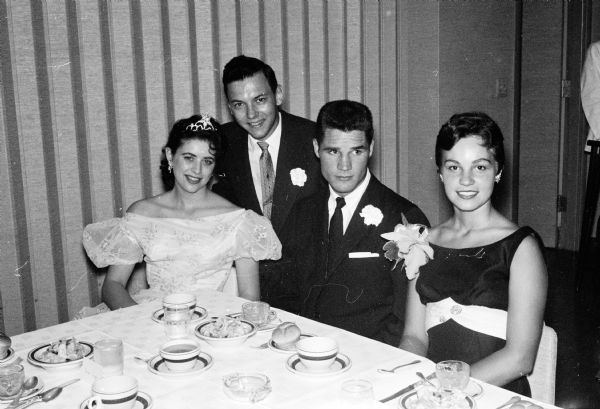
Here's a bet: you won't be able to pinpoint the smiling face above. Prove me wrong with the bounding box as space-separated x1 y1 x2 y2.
226 72 283 141
166 139 216 194
439 135 498 213
314 128 373 196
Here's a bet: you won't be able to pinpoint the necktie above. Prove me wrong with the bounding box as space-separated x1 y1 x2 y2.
257 141 275 219
327 197 346 271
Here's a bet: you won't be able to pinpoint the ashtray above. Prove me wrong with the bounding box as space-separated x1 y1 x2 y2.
222 372 271 403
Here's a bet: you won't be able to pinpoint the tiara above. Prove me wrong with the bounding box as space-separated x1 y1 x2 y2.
186 113 215 131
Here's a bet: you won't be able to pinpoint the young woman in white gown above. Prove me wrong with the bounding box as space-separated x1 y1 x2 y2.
83 114 281 310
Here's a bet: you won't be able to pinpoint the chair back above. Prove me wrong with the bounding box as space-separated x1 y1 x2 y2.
527 325 557 404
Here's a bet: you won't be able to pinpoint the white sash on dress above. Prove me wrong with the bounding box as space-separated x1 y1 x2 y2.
426 297 507 340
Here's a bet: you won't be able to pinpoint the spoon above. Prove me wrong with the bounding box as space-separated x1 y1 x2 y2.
494 396 522 409
8 376 38 408
416 371 437 387
133 355 153 365
377 359 421 373
15 378 79 409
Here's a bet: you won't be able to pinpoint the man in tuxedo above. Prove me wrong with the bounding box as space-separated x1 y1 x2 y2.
213 55 321 310
282 100 429 346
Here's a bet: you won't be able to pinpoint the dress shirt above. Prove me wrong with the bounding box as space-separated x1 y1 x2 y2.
582 41 600 152
248 112 282 209
327 170 371 234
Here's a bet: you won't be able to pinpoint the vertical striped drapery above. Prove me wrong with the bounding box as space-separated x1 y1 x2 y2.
1 0 431 334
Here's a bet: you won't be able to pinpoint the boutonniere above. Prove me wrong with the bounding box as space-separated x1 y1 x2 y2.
359 205 383 227
290 168 307 187
381 215 434 280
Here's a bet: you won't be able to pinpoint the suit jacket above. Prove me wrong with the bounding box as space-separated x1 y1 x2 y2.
213 110 323 310
282 176 429 346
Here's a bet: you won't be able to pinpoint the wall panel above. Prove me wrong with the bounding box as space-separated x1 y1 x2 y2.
1 0 539 333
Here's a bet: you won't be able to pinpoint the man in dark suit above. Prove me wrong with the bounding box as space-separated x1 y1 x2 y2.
213 55 322 310
282 100 429 346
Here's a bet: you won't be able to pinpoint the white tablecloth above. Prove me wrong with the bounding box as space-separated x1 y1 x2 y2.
2 290 561 409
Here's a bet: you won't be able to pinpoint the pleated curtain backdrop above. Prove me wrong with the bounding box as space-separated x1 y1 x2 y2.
1 0 435 334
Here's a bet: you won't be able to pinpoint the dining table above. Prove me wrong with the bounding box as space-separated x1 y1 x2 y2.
0 289 562 409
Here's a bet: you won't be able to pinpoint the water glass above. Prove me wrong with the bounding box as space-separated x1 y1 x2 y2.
164 308 190 339
94 339 124 377
163 293 196 321
339 379 375 408
0 364 24 399
435 360 470 392
241 301 270 327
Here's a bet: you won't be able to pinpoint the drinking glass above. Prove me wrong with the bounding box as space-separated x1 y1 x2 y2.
339 379 375 408
435 360 470 392
0 364 24 399
164 308 191 339
94 339 124 377
241 301 270 327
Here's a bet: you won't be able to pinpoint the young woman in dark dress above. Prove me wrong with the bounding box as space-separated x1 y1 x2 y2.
399 112 547 395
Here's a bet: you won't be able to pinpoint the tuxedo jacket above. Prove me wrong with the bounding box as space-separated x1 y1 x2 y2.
281 176 429 346
213 110 323 309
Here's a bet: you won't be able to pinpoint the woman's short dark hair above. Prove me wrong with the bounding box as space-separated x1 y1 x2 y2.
435 111 505 174
160 114 226 190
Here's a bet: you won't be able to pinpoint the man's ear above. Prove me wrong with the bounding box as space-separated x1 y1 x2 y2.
275 85 284 106
313 139 320 158
368 141 374 157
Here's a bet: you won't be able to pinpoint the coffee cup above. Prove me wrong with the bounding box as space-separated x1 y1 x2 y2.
85 375 138 409
163 293 196 318
241 301 270 327
295 336 338 371
159 340 201 372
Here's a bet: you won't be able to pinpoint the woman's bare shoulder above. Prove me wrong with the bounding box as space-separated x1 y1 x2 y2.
127 193 172 217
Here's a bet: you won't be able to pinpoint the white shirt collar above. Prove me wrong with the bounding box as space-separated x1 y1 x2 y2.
328 170 371 233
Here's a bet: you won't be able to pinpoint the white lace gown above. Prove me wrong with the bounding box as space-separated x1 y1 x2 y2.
82 209 281 303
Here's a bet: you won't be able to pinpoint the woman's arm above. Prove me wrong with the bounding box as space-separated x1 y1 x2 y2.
235 257 260 301
102 264 137 310
470 235 548 385
399 279 429 355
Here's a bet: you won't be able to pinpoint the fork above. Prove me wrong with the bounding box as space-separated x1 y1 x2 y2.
377 359 421 373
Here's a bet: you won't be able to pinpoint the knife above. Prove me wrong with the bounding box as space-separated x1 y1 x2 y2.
379 372 436 403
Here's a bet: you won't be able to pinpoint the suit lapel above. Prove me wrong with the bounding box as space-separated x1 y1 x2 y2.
229 128 261 213
271 112 303 232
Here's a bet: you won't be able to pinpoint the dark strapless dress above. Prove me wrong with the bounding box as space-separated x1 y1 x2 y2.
416 226 541 396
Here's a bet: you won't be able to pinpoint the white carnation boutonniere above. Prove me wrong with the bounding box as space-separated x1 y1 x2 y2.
380 215 434 280
360 205 384 227
290 168 307 187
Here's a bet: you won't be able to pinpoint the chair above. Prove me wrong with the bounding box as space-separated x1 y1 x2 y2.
527 325 558 404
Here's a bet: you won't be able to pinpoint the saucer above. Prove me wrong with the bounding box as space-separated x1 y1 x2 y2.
152 306 207 324
400 391 474 409
427 379 483 399
0 379 44 402
228 311 281 332
286 353 351 376
147 352 213 377
0 348 15 364
268 333 314 353
79 391 153 409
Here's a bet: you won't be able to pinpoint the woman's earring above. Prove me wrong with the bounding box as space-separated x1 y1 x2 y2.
439 174 444 183
168 162 173 173
494 174 501 183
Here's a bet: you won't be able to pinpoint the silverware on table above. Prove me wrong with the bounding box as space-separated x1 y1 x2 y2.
7 376 39 409
379 372 436 403
493 396 521 409
14 378 80 409
377 359 421 373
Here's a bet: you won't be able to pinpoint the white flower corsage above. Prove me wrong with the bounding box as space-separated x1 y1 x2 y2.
360 205 384 226
380 215 434 280
290 168 307 187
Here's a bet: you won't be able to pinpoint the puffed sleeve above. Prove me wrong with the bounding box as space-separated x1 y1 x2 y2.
234 211 282 261
82 218 144 267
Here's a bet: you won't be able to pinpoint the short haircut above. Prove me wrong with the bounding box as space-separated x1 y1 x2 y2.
435 111 505 174
222 55 278 99
315 99 374 145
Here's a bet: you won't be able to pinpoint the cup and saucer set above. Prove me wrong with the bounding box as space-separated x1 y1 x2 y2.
78 375 153 409
285 336 352 377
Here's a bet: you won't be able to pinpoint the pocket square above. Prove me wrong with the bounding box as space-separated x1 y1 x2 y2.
348 252 379 258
